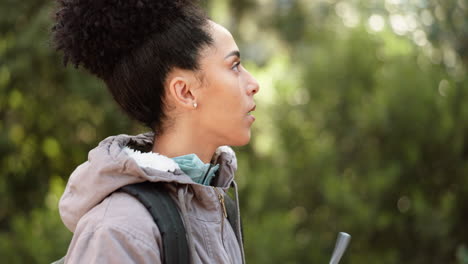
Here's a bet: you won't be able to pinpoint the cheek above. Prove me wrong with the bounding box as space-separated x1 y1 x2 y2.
199 86 251 145
205 74 242 113
207 92 242 123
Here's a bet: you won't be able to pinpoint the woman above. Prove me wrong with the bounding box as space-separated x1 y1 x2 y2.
51 0 260 263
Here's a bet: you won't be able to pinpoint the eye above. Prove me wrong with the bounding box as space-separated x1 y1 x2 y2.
232 61 241 72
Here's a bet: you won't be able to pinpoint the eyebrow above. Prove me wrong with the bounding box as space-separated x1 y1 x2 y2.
224 50 240 60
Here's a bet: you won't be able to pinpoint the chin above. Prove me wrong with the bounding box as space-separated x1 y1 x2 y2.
228 131 251 146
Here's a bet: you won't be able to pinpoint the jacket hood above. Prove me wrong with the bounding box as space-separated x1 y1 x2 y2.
59 132 238 232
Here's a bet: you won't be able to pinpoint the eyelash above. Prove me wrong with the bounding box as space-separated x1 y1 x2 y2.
232 61 241 72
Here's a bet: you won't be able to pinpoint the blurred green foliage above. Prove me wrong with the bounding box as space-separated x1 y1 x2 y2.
1 0 468 263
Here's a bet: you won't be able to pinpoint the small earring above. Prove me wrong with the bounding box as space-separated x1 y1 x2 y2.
193 102 198 108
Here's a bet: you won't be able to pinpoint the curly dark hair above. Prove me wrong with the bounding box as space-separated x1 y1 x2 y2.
51 0 213 132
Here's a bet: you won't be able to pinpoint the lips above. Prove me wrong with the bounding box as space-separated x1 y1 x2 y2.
247 105 256 114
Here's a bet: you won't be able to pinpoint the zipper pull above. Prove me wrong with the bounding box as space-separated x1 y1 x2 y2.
220 193 228 218
214 187 228 218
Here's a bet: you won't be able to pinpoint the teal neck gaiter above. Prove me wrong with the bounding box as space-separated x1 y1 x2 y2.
172 154 219 186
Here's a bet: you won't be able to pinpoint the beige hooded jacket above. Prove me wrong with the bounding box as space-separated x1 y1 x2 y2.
59 132 245 263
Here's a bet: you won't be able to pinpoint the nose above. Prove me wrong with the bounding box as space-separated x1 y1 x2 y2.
246 71 260 96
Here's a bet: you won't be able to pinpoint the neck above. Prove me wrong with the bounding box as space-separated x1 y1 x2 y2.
152 123 218 164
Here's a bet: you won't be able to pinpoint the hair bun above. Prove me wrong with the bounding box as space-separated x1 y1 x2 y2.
52 0 196 78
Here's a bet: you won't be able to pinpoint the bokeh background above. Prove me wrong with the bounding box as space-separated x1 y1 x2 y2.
1 0 468 263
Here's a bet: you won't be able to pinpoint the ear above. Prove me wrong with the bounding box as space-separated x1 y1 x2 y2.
166 70 197 110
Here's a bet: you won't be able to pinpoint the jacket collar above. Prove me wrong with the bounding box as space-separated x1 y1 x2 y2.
59 132 238 231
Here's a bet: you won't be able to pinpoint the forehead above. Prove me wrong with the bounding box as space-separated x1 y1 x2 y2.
205 21 238 57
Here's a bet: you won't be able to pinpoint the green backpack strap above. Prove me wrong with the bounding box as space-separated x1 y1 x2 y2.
120 182 190 264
